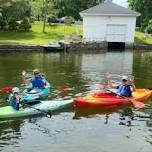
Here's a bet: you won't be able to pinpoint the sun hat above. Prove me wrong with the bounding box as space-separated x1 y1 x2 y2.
12 87 20 94
122 76 128 81
33 69 40 75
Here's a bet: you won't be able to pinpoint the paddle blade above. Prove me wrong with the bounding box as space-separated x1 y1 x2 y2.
58 84 69 93
130 99 145 108
0 87 12 93
46 114 52 118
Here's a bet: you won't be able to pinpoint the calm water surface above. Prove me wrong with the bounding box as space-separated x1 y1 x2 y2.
0 50 152 152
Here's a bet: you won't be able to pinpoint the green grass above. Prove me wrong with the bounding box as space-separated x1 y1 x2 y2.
0 22 82 45
135 31 152 45
0 23 151 45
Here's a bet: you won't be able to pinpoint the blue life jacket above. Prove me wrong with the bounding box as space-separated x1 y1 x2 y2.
117 84 132 97
31 76 45 89
10 96 19 111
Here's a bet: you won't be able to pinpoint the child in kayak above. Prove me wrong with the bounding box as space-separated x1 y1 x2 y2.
106 74 136 97
9 87 21 111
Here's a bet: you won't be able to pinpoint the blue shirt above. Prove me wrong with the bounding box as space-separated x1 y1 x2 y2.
31 75 45 89
10 96 19 111
116 84 132 97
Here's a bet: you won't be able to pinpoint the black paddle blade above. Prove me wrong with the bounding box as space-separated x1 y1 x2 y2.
46 114 52 118
38 109 52 118
47 111 52 118
41 110 52 118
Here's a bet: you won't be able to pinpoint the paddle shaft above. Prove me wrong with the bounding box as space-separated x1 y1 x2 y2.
107 89 145 108
22 102 52 118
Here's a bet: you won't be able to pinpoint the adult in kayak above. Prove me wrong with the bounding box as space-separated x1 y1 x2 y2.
30 69 46 89
106 74 136 97
21 69 51 102
22 69 50 89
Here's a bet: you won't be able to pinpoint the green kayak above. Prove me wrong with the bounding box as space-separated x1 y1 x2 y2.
0 99 73 120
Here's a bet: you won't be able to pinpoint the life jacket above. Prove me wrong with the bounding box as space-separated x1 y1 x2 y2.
10 96 19 111
117 84 132 97
31 76 45 89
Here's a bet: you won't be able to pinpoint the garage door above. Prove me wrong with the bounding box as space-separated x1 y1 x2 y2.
106 24 126 42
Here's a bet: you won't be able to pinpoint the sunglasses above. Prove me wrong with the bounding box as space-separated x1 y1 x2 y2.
122 79 127 82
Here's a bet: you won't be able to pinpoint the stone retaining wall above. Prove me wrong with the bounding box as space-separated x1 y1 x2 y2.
0 45 43 52
68 42 107 51
0 42 152 52
133 44 152 50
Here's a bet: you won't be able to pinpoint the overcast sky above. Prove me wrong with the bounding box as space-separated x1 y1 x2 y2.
113 0 128 8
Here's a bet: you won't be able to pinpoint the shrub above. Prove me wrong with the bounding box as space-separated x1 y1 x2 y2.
30 16 35 23
19 17 32 31
64 16 75 25
136 27 142 32
0 17 7 30
145 20 152 34
8 19 19 31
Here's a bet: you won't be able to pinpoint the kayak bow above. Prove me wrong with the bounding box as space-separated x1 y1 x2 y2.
0 99 73 120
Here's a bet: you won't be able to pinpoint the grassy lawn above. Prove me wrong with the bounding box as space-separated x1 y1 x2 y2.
0 22 82 45
0 23 152 45
135 31 152 45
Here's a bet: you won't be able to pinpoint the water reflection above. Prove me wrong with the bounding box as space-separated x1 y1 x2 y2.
133 51 152 88
0 119 23 151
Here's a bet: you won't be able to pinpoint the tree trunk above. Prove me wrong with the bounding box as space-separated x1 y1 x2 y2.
43 0 47 33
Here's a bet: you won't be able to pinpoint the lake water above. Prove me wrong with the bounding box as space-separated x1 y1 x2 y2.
0 50 152 152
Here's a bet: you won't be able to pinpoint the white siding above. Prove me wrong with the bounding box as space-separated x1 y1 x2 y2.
83 15 136 43
106 24 126 42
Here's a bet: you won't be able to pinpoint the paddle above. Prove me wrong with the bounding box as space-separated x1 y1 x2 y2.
0 87 12 93
106 89 145 108
22 102 52 118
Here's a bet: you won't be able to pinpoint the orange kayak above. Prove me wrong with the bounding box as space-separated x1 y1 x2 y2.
74 89 152 108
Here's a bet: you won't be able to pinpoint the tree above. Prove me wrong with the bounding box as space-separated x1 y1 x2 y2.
0 0 31 31
0 0 31 24
128 0 152 28
64 16 74 25
29 0 44 21
145 19 152 34
0 15 7 30
0 0 12 5
8 19 19 30
42 0 56 33
52 0 104 20
42 0 47 33
19 17 31 31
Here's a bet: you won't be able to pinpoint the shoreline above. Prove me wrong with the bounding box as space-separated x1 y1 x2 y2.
0 42 152 52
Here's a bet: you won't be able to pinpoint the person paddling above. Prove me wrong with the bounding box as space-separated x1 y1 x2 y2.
30 69 46 89
22 69 49 89
106 74 136 97
9 87 21 111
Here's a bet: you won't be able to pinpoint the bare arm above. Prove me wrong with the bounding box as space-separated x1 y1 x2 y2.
105 73 117 89
131 83 136 91
129 75 136 91
21 70 27 85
